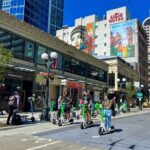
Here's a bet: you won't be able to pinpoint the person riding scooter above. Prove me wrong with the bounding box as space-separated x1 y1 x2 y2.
80 90 92 125
103 95 113 131
59 90 72 122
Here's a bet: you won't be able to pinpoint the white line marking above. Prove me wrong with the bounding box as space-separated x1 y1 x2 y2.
37 138 46 141
80 147 87 150
48 139 52 142
32 132 37 134
26 141 62 150
35 141 39 143
92 136 100 138
21 138 27 142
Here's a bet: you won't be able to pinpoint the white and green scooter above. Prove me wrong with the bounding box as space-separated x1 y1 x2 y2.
58 103 74 126
80 104 93 129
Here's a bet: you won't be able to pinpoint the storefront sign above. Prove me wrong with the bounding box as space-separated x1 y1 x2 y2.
67 81 83 89
109 13 124 23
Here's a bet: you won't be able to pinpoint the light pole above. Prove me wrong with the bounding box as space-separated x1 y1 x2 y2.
41 52 58 121
117 78 126 107
148 89 150 108
139 84 144 110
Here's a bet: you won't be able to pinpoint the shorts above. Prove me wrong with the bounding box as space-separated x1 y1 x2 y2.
64 107 71 113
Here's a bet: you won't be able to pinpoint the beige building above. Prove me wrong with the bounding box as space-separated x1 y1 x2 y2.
56 6 148 90
102 57 139 92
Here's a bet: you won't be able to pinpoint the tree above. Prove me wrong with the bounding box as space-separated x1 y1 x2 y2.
126 82 136 107
0 45 13 81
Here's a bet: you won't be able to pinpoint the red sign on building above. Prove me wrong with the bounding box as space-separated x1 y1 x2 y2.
67 81 83 89
109 13 124 23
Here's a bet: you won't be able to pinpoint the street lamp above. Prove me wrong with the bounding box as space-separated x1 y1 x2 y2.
41 51 58 121
148 89 150 108
138 84 144 110
117 78 126 106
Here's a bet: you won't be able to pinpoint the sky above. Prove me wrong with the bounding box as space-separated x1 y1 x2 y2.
64 0 150 26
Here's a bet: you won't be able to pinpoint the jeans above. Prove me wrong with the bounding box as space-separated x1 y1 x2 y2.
7 106 17 125
104 109 112 129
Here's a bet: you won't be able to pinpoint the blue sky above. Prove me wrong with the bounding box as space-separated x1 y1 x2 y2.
64 0 150 26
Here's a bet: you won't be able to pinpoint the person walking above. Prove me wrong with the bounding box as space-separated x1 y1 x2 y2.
7 91 20 125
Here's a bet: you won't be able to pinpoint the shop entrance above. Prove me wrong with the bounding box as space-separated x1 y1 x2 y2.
22 81 33 112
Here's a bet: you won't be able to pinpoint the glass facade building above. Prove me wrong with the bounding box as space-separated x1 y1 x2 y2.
0 27 107 83
1 0 64 35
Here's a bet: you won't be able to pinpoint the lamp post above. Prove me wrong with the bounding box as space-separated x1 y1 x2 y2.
41 52 58 121
148 89 150 108
138 84 144 110
117 78 126 107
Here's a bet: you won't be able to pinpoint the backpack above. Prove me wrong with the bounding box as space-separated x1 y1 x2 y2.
8 96 17 107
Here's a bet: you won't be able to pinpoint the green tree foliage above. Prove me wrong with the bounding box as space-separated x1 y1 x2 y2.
0 45 13 81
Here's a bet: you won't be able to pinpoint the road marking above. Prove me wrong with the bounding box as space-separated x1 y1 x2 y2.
37 138 46 141
80 147 87 150
92 136 100 138
26 141 62 150
48 139 52 142
21 138 27 142
32 132 37 134
35 141 39 143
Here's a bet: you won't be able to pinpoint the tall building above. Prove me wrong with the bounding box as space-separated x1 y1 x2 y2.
143 17 150 88
56 7 148 89
0 0 64 35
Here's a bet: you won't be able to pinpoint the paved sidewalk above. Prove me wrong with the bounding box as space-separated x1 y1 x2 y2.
0 108 149 132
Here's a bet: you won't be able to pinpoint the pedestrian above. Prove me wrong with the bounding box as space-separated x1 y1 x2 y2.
103 95 113 131
60 90 72 122
28 94 35 112
7 91 20 125
81 90 92 124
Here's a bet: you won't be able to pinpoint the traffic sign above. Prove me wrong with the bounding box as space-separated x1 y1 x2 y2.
137 92 143 98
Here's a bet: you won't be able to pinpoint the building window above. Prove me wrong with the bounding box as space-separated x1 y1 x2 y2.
104 34 107 37
11 35 24 59
24 40 34 62
104 24 107 27
104 43 107 46
37 46 46 64
104 52 106 55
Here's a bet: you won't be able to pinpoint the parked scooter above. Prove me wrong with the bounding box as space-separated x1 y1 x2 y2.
58 103 74 126
49 101 57 124
98 106 115 135
80 104 93 129
28 97 35 122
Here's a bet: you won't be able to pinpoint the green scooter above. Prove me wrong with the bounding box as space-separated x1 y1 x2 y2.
58 103 74 126
49 101 57 124
80 104 93 129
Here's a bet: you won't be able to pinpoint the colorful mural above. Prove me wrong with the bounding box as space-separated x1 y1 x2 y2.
70 22 95 55
110 20 135 57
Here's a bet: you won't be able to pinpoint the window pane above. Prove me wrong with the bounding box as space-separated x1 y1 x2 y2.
24 40 34 61
11 35 24 59
37 46 46 64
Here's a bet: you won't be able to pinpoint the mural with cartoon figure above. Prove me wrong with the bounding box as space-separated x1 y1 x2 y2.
110 20 135 58
70 22 95 55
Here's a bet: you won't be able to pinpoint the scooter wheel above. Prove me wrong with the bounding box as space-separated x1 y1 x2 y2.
31 117 35 122
76 115 80 120
70 119 74 124
80 122 84 129
111 125 115 130
58 120 62 127
99 127 104 135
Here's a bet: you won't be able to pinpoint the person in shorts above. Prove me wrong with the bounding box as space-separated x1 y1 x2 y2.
60 90 72 122
81 90 92 124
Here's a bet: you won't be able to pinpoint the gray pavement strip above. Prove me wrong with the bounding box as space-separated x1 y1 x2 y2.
0 111 149 132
